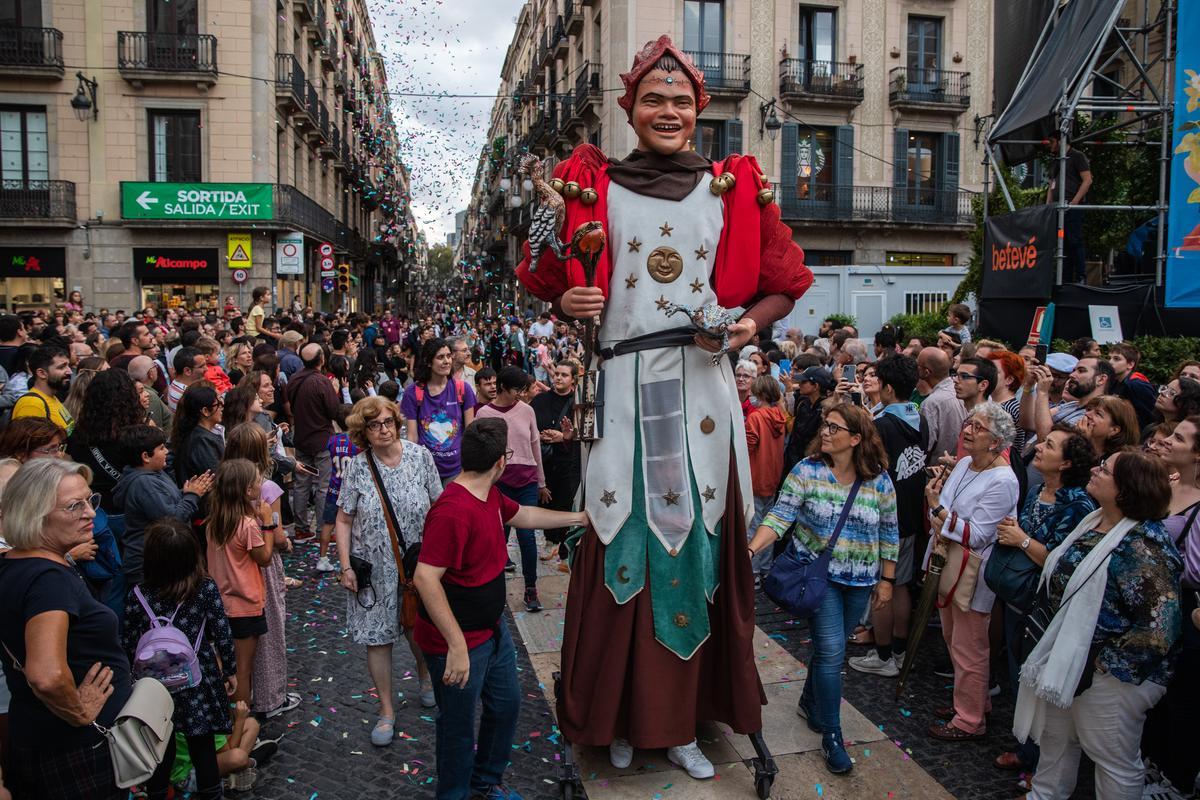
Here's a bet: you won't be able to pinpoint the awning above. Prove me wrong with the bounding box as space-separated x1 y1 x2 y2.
988 0 1125 165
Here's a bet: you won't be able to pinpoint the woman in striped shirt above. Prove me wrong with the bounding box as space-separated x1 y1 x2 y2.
749 402 898 776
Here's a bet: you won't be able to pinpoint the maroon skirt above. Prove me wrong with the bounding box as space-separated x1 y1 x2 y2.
557 452 766 748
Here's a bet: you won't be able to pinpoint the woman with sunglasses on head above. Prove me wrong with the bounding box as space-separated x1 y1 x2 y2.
172 383 225 492
1016 450 1180 800
924 401 1020 743
748 402 898 774
336 396 442 746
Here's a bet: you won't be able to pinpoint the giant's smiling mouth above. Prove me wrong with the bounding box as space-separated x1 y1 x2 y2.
652 123 682 134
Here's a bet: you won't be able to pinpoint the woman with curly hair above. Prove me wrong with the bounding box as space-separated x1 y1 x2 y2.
67 368 145 509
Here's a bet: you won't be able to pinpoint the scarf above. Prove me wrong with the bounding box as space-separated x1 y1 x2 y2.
1012 509 1137 743
606 148 712 201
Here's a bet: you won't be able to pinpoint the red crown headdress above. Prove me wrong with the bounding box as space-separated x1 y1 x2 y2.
617 35 710 115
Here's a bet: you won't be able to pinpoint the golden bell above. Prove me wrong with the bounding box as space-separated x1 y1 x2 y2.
580 187 598 205
709 178 725 196
562 181 581 199
548 178 565 194
756 188 775 207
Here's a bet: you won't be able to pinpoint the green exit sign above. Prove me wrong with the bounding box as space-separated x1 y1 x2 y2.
121 182 274 220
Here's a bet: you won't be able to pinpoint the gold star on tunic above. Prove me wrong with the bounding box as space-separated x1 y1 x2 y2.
601 489 616 507
701 485 717 502
694 245 709 260
663 489 681 506
690 279 704 294
627 237 642 253
624 274 639 289
655 295 670 311
659 222 674 237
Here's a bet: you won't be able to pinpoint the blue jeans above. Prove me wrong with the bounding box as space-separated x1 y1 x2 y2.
423 621 521 800
800 581 873 735
1004 603 1040 768
499 482 539 589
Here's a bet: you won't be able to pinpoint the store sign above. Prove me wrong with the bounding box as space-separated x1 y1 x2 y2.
276 231 305 275
0 247 67 278
133 247 220 283
227 233 252 268
121 182 274 221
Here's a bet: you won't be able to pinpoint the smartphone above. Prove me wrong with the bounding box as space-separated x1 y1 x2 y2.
849 391 863 406
1035 344 1048 364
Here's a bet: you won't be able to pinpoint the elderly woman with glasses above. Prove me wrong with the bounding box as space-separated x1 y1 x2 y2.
0 459 132 800
924 401 1020 742
735 359 757 418
749 402 899 774
335 396 443 746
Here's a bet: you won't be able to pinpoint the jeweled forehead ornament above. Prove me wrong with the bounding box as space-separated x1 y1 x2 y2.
617 34 711 116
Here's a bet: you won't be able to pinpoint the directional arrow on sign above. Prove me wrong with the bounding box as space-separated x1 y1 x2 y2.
136 191 159 211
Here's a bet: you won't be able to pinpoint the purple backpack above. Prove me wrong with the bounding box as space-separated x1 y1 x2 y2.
131 585 205 693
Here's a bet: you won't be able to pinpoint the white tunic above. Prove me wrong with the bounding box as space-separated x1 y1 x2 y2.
584 176 754 556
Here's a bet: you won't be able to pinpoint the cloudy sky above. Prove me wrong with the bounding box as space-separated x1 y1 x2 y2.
367 0 525 245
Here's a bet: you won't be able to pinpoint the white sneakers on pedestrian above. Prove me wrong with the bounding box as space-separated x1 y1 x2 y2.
609 738 633 769
667 740 715 780
848 652 900 677
315 556 337 573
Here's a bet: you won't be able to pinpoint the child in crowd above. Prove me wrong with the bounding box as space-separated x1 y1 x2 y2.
206 458 274 705
113 424 213 587
170 700 274 794
939 303 973 346
123 519 237 800
223 423 300 719
316 410 360 574
196 336 234 394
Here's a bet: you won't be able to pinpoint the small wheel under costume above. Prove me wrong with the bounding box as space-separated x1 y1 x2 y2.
755 772 774 799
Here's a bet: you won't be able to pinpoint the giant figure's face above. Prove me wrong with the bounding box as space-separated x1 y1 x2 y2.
632 69 697 156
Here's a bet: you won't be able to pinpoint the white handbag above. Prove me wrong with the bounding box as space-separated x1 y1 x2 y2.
96 677 175 788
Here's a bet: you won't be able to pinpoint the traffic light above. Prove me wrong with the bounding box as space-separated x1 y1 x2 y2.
336 263 351 293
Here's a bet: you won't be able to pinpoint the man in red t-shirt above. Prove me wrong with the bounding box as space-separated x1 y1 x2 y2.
414 417 587 800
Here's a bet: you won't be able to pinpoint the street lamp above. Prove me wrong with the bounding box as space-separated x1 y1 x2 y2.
71 72 99 122
759 98 781 141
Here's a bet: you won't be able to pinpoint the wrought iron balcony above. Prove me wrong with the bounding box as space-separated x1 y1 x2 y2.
775 184 974 227
0 27 64 77
275 53 306 110
552 17 568 57
0 180 76 224
779 59 864 105
508 204 531 234
294 0 316 24
683 51 750 95
118 32 217 85
564 0 582 35
888 67 970 111
573 62 602 118
276 184 338 242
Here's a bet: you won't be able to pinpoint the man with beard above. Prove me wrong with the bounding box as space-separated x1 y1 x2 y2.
517 38 811 779
1025 355 1113 441
12 345 74 434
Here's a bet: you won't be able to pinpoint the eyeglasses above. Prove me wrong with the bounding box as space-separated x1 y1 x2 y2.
366 417 398 432
58 493 101 519
504 449 514 460
821 421 852 436
1159 386 1178 398
953 372 981 382
963 419 993 434
1093 458 1113 477
32 442 68 456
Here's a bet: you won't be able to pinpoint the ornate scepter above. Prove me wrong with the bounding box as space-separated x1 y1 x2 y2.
567 221 605 442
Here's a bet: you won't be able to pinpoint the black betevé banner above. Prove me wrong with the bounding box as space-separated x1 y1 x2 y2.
982 204 1056 300
0 247 67 278
133 247 219 283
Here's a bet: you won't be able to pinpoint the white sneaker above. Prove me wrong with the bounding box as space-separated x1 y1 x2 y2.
667 740 715 780
896 651 906 670
848 652 900 677
315 556 337 573
609 738 633 769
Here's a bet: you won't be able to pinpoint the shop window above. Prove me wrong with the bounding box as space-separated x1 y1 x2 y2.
0 106 49 185
804 250 853 266
148 109 201 182
886 252 954 267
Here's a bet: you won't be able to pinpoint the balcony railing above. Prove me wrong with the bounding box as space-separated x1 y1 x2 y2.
275 53 306 109
775 184 975 226
683 51 750 94
118 32 217 79
552 17 568 56
889 67 970 109
0 27 64 76
0 179 76 223
276 184 337 242
294 0 316 24
508 204 531 234
573 62 602 117
564 0 582 34
779 59 864 104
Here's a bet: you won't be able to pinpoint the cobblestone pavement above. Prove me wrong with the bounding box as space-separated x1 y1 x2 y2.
250 545 564 800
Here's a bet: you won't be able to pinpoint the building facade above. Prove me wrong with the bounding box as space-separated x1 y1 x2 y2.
458 0 993 314
0 0 419 315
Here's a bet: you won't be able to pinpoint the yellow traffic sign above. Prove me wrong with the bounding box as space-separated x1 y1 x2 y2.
227 233 252 268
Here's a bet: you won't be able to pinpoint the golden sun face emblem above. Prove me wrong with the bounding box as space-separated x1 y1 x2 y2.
646 246 684 283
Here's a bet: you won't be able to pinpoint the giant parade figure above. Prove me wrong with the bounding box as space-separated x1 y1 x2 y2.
516 37 812 785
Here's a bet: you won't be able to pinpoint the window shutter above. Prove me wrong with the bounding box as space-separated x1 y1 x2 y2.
724 118 743 158
781 122 798 206
940 131 960 218
892 127 909 189
834 124 854 214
